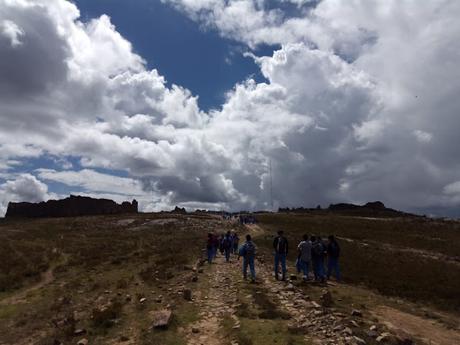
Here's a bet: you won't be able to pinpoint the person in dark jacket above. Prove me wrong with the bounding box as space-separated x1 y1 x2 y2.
326 235 341 281
206 233 214 264
311 235 326 283
222 231 232 262
273 230 289 280
238 234 257 282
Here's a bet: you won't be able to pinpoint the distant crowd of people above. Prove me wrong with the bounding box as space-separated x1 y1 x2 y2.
205 229 341 284
220 213 257 225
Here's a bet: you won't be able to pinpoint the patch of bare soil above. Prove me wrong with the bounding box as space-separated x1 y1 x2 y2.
374 306 460 345
245 223 266 236
115 218 136 226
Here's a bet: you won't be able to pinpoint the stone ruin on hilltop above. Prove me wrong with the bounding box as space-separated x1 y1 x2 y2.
5 195 138 218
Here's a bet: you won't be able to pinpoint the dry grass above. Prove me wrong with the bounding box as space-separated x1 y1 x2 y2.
256 213 460 314
0 213 227 345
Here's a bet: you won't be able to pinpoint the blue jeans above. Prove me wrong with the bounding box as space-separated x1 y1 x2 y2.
327 257 341 281
212 246 217 259
207 248 213 263
224 248 231 262
274 253 287 278
298 260 310 278
243 256 256 280
312 258 325 281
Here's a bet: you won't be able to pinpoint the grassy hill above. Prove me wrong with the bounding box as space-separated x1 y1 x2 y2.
1 212 459 345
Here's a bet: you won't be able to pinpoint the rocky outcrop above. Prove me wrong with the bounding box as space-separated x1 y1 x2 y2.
328 201 408 216
279 201 414 217
171 206 187 214
5 195 138 218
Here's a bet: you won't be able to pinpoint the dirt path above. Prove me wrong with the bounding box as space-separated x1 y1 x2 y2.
0 266 54 306
184 227 363 345
183 255 240 345
255 260 358 345
374 306 460 345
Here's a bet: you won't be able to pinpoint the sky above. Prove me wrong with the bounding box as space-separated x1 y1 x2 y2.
0 0 460 217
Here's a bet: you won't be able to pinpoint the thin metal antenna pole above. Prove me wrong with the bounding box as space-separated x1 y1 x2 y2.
270 159 273 212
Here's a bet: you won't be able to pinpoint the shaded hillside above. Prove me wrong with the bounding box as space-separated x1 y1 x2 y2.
279 201 416 218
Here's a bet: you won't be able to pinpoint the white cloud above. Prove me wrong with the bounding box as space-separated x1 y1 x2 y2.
1 0 460 216
36 168 145 196
444 181 460 196
413 130 433 144
0 19 24 47
0 174 56 216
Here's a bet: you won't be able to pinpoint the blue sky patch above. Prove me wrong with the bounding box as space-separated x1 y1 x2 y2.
74 0 275 111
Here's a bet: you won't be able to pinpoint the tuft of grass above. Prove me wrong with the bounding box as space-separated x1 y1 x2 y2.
236 319 307 345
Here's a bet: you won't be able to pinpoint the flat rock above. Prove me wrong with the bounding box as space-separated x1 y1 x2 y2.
376 332 393 343
320 289 333 307
151 309 173 329
353 336 366 345
351 309 363 317
74 329 86 336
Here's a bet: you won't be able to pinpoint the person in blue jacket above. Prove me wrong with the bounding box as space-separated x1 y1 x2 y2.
239 234 256 282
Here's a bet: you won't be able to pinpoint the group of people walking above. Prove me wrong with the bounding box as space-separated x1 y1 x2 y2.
206 231 240 264
206 229 341 284
206 231 257 282
274 230 341 282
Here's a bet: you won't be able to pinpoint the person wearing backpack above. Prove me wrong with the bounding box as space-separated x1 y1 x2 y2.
232 232 240 254
222 231 233 262
206 233 214 264
212 233 219 259
297 234 312 281
326 235 341 282
238 234 257 282
311 236 326 283
219 234 225 254
273 230 289 281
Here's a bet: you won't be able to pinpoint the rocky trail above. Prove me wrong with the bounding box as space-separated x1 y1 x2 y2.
182 256 239 345
180 225 460 345
187 253 379 345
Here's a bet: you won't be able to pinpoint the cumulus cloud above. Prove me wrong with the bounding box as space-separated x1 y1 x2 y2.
1 0 460 216
0 19 24 47
0 174 55 215
36 169 145 196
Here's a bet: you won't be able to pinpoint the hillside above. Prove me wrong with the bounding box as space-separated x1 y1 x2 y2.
1 213 459 345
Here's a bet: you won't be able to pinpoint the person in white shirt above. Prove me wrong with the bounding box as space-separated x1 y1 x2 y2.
297 234 312 281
